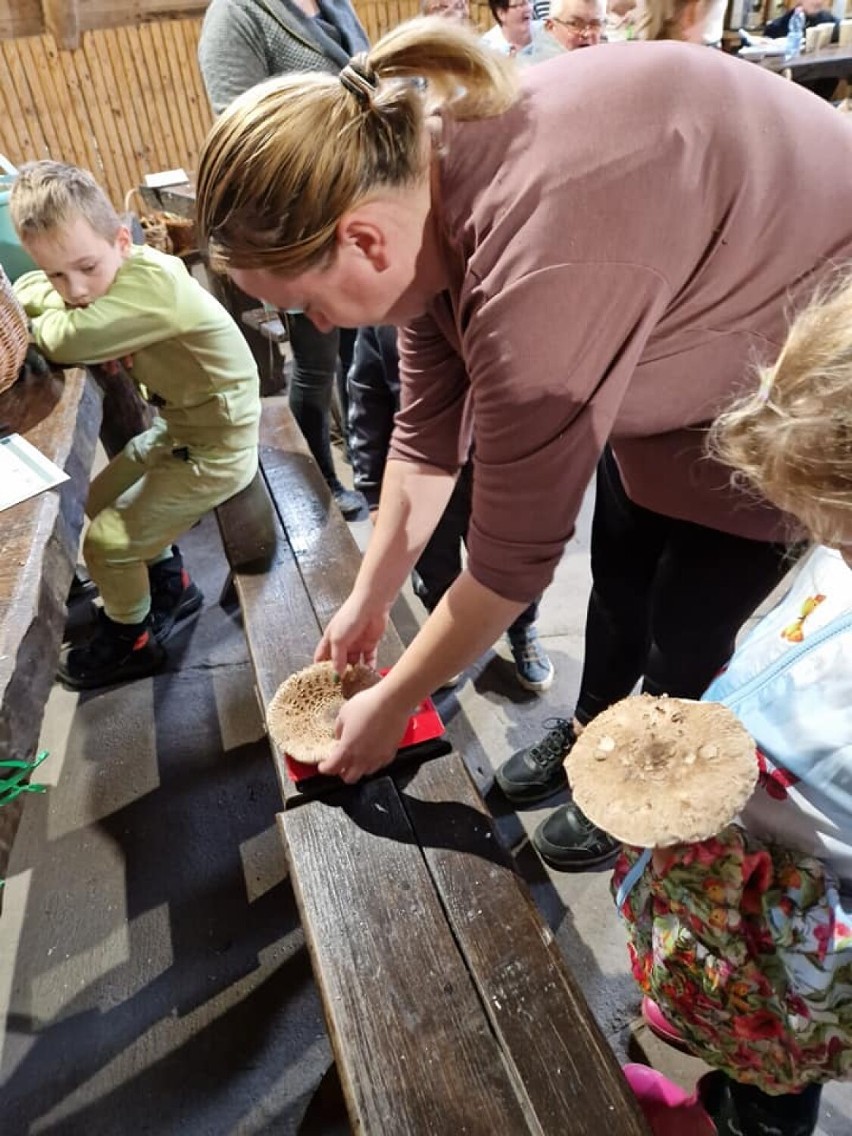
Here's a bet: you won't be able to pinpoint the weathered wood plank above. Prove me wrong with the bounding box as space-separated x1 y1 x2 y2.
279 783 538 1135
398 755 650 1135
259 399 399 649
0 369 101 891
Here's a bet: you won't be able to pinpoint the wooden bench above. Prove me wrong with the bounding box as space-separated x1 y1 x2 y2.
0 367 101 903
216 397 649 1135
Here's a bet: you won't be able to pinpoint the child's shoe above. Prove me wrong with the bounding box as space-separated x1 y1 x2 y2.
148 545 204 642
58 611 165 690
622 1064 716 1135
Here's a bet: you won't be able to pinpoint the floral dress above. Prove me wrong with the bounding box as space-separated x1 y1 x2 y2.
613 826 852 1093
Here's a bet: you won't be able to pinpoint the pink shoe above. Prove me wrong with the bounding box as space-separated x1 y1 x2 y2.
642 995 694 1054
623 1064 716 1135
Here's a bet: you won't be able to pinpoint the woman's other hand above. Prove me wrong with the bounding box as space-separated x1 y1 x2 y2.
315 591 390 674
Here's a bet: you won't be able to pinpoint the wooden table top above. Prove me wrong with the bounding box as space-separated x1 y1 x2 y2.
753 41 852 81
0 367 101 888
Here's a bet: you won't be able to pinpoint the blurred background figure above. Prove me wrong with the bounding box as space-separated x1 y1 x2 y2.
605 0 638 39
481 0 535 53
534 0 606 56
198 0 368 520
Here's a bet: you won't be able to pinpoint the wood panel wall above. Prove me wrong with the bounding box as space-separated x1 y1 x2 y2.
0 18 212 207
0 3 494 210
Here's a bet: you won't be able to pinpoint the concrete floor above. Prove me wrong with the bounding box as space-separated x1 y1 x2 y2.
1 473 851 1134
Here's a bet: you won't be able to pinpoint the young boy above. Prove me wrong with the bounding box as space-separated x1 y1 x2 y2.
11 160 261 690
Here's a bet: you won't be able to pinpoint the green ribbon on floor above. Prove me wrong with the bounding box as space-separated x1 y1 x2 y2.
0 750 49 808
0 750 49 889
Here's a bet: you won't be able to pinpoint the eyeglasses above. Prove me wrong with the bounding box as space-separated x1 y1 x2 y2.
550 15 604 34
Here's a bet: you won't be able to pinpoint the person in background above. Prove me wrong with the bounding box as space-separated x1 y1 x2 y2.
765 0 838 41
764 0 839 99
519 0 606 60
636 0 716 40
617 277 852 1136
198 0 367 519
11 161 260 689
349 325 555 691
605 0 638 39
481 0 535 53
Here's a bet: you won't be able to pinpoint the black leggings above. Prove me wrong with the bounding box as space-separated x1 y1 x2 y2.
574 447 797 726
287 313 347 487
412 463 539 634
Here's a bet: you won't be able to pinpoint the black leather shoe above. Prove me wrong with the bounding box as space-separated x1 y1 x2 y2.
495 718 574 804
532 803 620 870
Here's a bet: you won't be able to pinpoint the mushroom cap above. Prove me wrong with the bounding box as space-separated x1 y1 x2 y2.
266 661 381 764
568 694 758 848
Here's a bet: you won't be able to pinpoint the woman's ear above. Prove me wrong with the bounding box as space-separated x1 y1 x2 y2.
337 213 390 272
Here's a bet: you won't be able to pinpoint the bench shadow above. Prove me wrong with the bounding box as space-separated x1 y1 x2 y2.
0 650 325 1135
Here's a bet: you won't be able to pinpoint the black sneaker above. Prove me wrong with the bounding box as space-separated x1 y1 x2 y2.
58 610 165 690
149 546 204 643
532 803 621 871
68 568 98 603
495 717 575 804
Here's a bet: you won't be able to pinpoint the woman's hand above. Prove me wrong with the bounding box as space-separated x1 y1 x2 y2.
318 681 412 783
315 592 390 674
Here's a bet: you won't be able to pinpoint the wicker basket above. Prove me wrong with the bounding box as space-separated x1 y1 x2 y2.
0 263 28 395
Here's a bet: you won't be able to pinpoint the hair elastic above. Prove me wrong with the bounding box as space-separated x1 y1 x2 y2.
755 370 775 406
339 58 377 104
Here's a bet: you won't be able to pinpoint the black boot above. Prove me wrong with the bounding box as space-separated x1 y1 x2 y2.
495 718 575 804
58 610 165 690
148 546 203 643
531 802 620 870
700 1072 823 1136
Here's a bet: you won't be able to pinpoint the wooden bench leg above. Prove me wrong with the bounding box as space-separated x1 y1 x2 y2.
297 1062 350 1135
218 570 237 611
215 470 278 573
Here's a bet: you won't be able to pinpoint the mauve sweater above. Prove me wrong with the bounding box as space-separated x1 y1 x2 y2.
389 41 852 604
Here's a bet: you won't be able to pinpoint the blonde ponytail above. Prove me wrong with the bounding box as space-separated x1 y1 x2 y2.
196 17 516 276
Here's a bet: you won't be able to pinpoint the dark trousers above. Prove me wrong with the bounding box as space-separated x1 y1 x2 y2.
412 463 539 637
704 1071 823 1136
286 312 344 487
574 447 796 726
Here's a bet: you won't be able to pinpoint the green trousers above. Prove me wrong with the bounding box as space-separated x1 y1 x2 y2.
84 420 257 624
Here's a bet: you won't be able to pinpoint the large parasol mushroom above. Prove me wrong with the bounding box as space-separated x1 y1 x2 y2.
266 661 381 764
568 694 758 848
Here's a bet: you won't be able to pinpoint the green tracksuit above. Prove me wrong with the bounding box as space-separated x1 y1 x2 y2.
16 245 261 623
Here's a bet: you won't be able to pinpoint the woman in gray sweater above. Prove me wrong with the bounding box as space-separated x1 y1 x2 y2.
198 0 369 519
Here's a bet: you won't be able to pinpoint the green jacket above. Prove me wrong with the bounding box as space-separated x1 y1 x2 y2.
15 245 261 452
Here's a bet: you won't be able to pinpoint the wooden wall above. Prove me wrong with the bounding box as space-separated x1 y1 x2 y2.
0 19 212 208
0 3 492 209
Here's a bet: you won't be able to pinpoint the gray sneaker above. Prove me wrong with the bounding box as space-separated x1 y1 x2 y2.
508 627 555 693
495 717 575 804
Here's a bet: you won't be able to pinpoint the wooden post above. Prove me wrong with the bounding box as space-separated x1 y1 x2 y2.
42 0 80 50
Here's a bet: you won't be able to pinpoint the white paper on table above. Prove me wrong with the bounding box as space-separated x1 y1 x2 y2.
0 433 69 512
